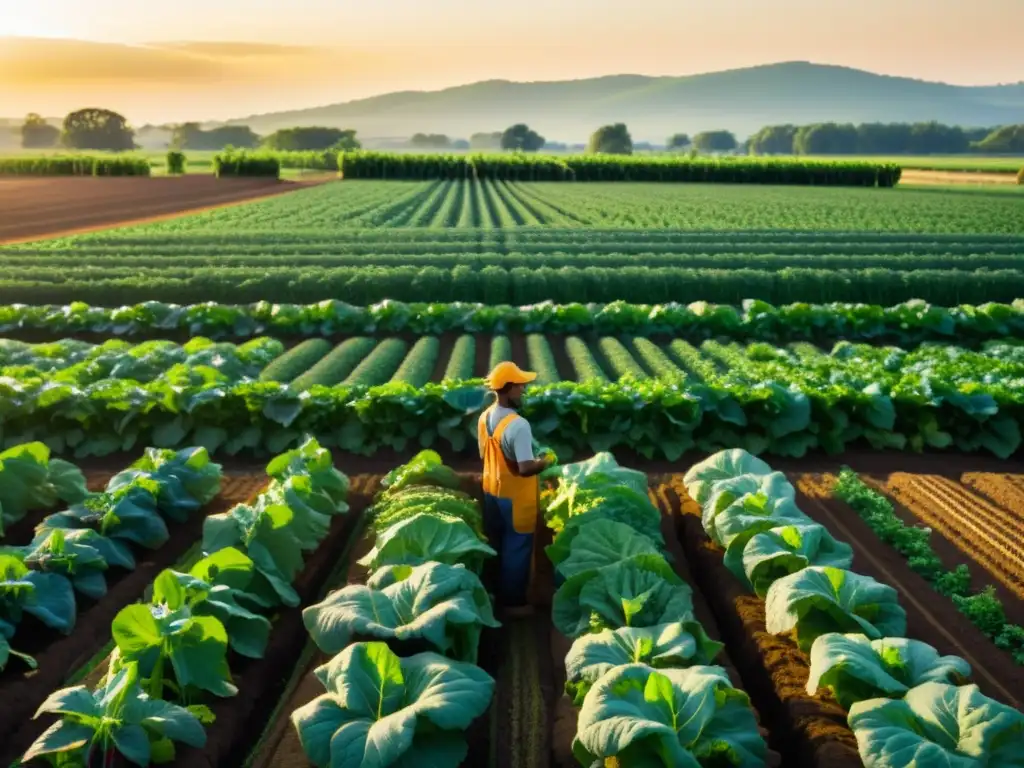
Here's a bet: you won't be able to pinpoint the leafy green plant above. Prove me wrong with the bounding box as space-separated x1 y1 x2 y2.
258 338 332 383
765 566 907 652
552 556 695 638
572 664 768 768
38 480 171 550
23 528 134 599
368 486 483 538
302 562 499 662
683 448 771 506
848 682 1024 767
108 447 222 521
357 513 496 573
549 519 662 581
166 150 186 175
266 435 350 507
290 642 494 768
563 622 723 705
0 442 87 535
379 449 461 494
807 632 971 710
723 523 853 598
22 661 206 767
110 569 237 700
702 472 811 549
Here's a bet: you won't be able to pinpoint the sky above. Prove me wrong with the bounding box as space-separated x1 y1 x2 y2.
1 0 1022 124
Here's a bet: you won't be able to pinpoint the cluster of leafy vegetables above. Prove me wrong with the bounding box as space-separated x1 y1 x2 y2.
202 437 349 608
1 447 223 673
0 336 282 387
292 453 497 768
544 452 767 767
833 467 1024 664
24 438 350 768
686 449 1024 766
0 441 87 536
291 642 494 768
6 299 1024 346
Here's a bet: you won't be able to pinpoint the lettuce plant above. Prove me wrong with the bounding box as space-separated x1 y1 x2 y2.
24 528 135 599
723 523 853 598
357 513 496 573
553 555 695 638
302 562 499 662
564 622 723 705
765 566 907 652
266 436 349 507
848 682 1024 767
545 494 664 566
702 471 810 549
0 441 87 534
807 633 971 710
550 519 663 581
107 447 222 522
22 661 206 767
38 480 171 550
379 449 461 494
368 486 483 539
683 448 771 506
572 664 768 768
291 641 494 768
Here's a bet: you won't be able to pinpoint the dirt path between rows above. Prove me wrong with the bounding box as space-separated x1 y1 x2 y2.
0 175 332 245
900 169 1019 186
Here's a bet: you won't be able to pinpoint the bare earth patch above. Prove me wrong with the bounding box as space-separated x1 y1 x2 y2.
900 169 1018 186
0 175 331 244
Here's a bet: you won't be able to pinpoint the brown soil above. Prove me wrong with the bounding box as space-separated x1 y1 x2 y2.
900 169 1018 186
797 474 1024 708
0 473 266 767
0 176 328 245
658 476 862 768
877 473 1024 603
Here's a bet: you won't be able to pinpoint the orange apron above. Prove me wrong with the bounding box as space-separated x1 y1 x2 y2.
479 405 539 534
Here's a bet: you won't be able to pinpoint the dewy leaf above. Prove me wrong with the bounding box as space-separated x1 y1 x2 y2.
357 513 496 573
571 663 768 768
724 523 854 597
291 642 494 768
683 448 772 505
848 682 1024 767
553 556 693 638
563 622 723 705
303 562 499 663
807 633 971 710
553 519 663 580
765 567 907 652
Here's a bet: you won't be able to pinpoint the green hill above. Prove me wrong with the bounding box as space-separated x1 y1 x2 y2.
223 61 1024 142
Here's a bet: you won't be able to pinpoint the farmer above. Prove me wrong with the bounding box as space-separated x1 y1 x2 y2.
478 361 555 616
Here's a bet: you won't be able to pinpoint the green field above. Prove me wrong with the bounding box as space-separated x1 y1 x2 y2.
3 179 1022 305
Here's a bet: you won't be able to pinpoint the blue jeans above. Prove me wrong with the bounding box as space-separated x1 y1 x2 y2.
483 493 534 607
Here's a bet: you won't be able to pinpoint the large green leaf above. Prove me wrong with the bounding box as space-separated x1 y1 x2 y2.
0 441 57 529
807 633 971 710
552 519 663 580
290 642 494 768
266 435 350 506
765 567 907 652
683 448 771 505
571 663 768 768
302 562 498 662
723 523 854 598
563 622 723 705
40 483 170 550
358 513 496 573
702 471 803 547
552 556 693 638
848 682 1024 767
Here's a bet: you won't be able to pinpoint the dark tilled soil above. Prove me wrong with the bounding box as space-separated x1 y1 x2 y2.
796 475 1024 709
0 473 265 767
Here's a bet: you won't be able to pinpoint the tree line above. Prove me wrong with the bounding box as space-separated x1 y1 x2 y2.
748 121 1024 155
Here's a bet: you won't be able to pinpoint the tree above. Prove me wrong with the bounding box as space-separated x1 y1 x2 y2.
793 123 858 154
171 123 260 151
61 108 135 151
666 133 691 151
409 133 452 149
500 124 545 152
692 130 738 153
587 123 633 155
21 113 60 149
973 125 1024 153
747 125 797 155
263 127 360 151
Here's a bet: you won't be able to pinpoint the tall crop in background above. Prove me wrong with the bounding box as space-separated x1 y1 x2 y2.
166 151 186 175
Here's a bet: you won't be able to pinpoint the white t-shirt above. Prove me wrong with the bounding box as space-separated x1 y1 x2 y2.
478 405 535 465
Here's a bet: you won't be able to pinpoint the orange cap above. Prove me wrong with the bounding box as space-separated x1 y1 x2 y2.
487 361 537 390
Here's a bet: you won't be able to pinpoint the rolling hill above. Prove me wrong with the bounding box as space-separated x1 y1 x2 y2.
222 61 1024 141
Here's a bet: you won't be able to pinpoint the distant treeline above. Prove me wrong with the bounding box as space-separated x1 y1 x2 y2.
748 122 1024 155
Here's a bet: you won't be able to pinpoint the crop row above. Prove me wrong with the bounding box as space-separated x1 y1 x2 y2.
7 263 1024 305
339 150 901 186
544 452 769 764
15 437 352 767
290 451 497 766
679 450 1024 765
3 299 1022 345
0 155 152 177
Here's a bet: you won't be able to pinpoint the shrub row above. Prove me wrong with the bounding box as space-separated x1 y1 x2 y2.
0 155 151 177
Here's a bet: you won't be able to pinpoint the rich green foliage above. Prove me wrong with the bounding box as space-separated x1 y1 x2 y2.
368 486 483 538
259 339 332 383
806 633 971 710
213 149 280 178
0 442 87 535
357 513 496 573
166 151 186 175
302 562 498 661
291 642 494 768
390 336 439 386
289 337 375 389
342 338 407 385
848 682 1024 767
565 336 607 382
442 335 475 381
488 334 512 370
0 155 150 176
526 334 559 385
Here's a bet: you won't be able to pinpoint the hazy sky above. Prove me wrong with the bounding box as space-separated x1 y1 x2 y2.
1 0 1022 123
